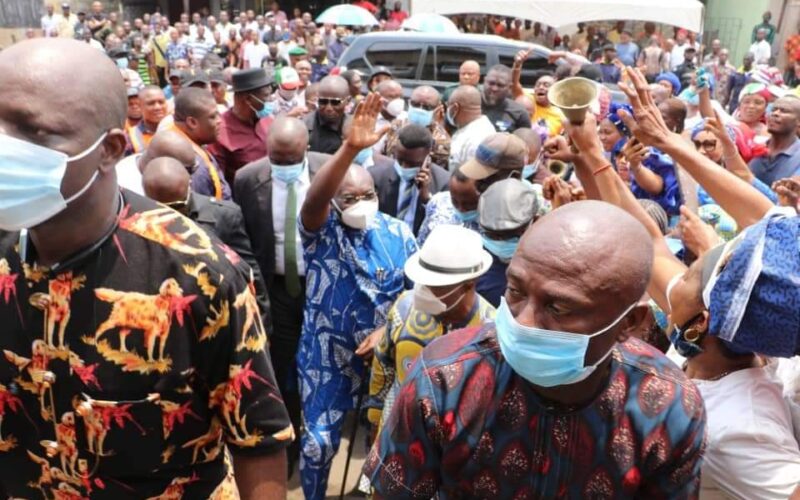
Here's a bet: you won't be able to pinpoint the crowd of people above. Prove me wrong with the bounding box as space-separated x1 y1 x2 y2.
2 2 800 499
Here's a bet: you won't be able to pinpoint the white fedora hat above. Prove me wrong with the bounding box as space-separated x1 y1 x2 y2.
404 225 492 287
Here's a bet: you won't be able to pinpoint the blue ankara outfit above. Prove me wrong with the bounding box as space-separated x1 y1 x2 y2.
297 210 417 499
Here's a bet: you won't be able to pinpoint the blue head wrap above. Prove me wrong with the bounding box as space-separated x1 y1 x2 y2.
655 72 682 95
706 208 800 357
607 102 633 137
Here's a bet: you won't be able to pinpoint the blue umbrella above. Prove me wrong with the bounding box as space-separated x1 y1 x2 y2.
316 5 379 26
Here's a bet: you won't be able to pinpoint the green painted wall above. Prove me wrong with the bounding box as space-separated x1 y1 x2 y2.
704 0 769 65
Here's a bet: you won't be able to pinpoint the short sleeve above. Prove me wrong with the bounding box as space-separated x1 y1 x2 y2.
205 269 293 456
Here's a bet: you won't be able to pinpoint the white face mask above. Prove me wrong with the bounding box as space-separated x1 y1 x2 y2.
335 199 378 230
385 98 405 118
413 283 465 316
278 87 297 101
0 132 107 231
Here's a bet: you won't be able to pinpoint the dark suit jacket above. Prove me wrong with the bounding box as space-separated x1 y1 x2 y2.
369 156 450 234
233 152 330 286
188 193 272 329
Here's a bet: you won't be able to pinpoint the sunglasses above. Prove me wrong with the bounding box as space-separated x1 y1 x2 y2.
318 97 345 107
409 101 437 111
693 139 717 152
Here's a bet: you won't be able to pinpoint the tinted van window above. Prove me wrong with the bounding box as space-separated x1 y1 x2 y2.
434 46 487 83
498 52 551 86
365 42 423 79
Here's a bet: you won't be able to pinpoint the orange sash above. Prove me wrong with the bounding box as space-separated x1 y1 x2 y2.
169 125 224 200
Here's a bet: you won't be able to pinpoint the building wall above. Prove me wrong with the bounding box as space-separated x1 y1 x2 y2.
704 0 768 66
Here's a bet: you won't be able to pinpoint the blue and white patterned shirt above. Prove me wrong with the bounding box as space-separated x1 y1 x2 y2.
297 211 418 408
416 192 480 246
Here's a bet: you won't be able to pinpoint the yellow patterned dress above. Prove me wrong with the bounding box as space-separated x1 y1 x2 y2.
367 290 495 430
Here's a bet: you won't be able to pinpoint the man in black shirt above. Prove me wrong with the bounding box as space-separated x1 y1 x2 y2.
675 47 698 89
0 38 291 499
481 64 532 133
304 75 352 154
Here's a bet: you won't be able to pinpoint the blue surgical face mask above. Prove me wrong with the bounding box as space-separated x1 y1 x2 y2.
250 95 274 119
482 235 520 262
407 106 434 127
522 163 538 179
393 160 419 182
354 148 372 165
495 297 636 387
272 157 306 184
455 208 479 223
115 57 129 69
0 132 107 231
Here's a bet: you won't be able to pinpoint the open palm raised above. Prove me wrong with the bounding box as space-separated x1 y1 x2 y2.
345 92 392 150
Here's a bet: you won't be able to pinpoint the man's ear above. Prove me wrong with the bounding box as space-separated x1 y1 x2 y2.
616 304 650 343
99 129 128 173
186 116 198 130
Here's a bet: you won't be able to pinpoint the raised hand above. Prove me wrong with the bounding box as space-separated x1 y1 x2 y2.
622 139 649 171
616 67 677 151
677 206 721 257
543 135 579 164
542 175 574 209
514 48 532 70
772 177 800 210
562 113 604 156
704 113 737 157
345 92 391 150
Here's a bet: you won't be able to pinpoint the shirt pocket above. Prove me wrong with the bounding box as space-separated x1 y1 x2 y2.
73 392 164 477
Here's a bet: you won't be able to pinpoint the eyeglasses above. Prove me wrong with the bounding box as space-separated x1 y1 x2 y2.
409 101 437 111
693 139 717 152
318 97 345 107
337 191 376 205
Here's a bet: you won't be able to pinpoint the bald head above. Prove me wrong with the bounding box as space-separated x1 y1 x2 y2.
140 131 196 172
268 116 309 165
318 75 349 98
512 127 542 160
449 85 481 108
459 60 481 86
142 157 191 204
516 201 653 308
410 85 440 108
0 39 126 138
376 79 403 100
335 165 375 211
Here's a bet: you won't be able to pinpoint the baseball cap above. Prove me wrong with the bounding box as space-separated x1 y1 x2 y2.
288 46 308 57
180 68 210 87
460 133 527 181
277 67 300 90
207 69 226 84
478 179 539 231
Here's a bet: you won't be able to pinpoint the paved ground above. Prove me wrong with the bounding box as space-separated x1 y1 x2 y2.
287 413 368 500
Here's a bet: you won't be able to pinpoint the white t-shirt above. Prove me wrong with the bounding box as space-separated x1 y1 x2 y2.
449 115 496 171
115 154 145 195
695 368 800 500
243 42 271 69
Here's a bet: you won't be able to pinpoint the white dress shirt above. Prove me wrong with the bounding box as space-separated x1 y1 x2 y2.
272 164 310 276
695 368 800 500
448 115 496 171
115 154 145 195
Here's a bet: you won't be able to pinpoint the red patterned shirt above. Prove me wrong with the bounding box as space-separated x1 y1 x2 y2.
365 325 706 499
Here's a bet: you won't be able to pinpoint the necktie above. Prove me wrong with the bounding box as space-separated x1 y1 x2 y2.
284 182 301 297
397 178 414 222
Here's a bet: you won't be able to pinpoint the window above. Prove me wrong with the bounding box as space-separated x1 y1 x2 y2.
435 46 487 83
497 52 554 87
365 42 423 79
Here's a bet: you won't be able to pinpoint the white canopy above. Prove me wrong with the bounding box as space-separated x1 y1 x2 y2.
410 0 704 32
